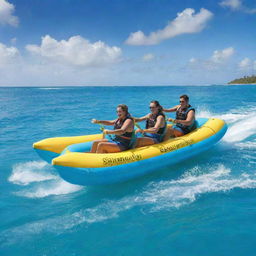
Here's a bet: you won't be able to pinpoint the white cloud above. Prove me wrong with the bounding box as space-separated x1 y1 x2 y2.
211 47 234 63
239 57 251 69
125 8 213 46
0 42 19 67
0 36 122 86
219 0 242 10
26 35 122 67
189 47 235 70
238 57 256 71
219 0 256 14
142 53 155 62
0 0 19 26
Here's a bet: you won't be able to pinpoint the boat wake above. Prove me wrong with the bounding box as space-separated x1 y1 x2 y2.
197 106 256 143
223 114 256 142
9 161 57 185
2 164 256 246
235 140 256 149
8 161 82 198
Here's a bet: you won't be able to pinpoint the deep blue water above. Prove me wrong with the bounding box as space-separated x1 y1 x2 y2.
0 85 256 256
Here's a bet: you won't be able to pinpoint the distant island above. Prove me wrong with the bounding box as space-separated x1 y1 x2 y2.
228 75 256 84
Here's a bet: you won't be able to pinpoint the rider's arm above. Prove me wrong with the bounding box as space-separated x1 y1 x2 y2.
93 119 116 125
133 114 150 122
163 105 179 113
142 116 164 134
174 110 195 126
105 119 133 135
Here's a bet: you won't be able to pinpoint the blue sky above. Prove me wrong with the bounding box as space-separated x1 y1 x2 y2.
0 0 255 86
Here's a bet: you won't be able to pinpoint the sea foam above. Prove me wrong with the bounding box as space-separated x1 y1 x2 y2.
9 161 57 185
223 113 256 142
9 161 83 197
17 180 83 198
197 106 256 143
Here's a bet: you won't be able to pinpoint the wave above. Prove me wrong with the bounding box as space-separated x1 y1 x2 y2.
197 107 251 124
9 161 83 197
9 161 57 185
197 106 256 143
2 164 256 245
62 164 256 219
235 140 256 149
16 180 83 198
196 108 213 119
223 113 256 142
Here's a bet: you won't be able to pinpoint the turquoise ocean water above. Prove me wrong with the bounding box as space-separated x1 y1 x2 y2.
0 85 256 255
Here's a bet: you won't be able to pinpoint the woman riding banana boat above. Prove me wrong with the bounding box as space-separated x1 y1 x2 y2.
133 100 167 147
91 104 135 153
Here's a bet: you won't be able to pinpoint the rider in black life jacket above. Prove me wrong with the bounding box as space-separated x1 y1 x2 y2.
91 104 134 153
134 100 167 148
163 94 196 138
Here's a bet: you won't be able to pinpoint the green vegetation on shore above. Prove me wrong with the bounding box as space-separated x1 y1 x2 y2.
228 75 256 84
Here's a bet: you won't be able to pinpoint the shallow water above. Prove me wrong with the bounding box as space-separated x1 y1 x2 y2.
1 85 256 255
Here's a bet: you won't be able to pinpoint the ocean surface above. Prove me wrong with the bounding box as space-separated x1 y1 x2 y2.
0 85 256 256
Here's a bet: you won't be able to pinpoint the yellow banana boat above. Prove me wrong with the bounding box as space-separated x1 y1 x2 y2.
33 118 227 185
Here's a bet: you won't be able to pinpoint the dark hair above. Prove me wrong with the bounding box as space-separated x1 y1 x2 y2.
117 104 129 115
150 100 164 116
180 94 189 102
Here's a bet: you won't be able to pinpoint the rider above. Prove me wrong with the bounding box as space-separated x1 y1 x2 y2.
91 104 134 153
163 94 196 138
134 100 167 148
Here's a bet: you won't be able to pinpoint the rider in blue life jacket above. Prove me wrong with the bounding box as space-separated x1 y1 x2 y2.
163 94 196 138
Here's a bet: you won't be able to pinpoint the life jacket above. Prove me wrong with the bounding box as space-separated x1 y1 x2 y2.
113 114 134 142
175 105 196 133
146 112 166 135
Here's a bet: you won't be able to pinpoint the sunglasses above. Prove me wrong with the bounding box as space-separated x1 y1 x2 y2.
149 106 156 109
180 100 186 103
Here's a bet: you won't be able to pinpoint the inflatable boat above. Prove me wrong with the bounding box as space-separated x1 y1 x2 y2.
33 118 227 185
